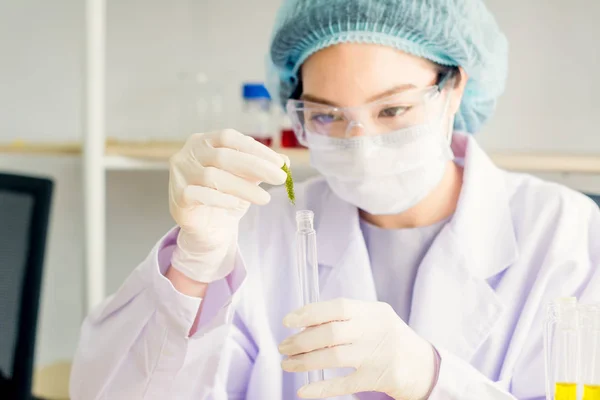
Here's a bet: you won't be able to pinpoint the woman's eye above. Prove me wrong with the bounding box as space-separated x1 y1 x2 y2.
379 106 409 118
310 113 339 124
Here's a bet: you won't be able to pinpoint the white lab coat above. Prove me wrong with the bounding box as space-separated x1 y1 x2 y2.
70 133 600 399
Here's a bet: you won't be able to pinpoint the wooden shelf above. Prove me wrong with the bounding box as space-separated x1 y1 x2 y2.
490 153 600 174
3 139 600 174
0 141 81 155
0 139 311 170
33 361 71 400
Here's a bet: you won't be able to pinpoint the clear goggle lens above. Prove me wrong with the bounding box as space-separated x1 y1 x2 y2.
286 74 456 148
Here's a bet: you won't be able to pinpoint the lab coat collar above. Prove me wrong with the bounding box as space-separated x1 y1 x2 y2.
315 132 519 280
409 133 518 361
314 187 361 269
446 132 519 279
312 185 380 302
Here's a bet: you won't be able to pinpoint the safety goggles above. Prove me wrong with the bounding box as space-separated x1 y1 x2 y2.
286 71 457 148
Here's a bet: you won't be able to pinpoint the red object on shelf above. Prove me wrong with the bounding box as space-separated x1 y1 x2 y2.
281 129 305 148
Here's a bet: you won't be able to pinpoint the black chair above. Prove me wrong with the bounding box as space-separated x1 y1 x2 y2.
0 173 53 400
585 193 600 208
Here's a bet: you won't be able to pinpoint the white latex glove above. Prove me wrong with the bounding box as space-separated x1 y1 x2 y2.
169 129 288 283
279 298 438 400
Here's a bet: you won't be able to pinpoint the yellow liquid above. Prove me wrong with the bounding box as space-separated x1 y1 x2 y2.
555 383 577 400
584 385 600 400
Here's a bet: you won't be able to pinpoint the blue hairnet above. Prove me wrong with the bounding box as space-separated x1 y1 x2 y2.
267 0 509 134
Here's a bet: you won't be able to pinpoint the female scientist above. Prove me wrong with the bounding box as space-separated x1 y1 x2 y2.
71 0 600 399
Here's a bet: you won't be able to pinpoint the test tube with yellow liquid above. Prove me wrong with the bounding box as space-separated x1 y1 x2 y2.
580 305 600 400
584 385 600 400
555 383 577 400
545 298 579 400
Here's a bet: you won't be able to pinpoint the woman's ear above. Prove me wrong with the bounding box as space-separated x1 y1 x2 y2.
449 67 469 115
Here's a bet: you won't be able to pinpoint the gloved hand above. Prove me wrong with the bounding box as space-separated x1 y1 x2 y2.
279 298 439 400
169 129 288 283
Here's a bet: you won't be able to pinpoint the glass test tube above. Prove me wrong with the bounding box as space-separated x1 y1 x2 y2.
545 297 579 400
295 210 325 384
580 305 600 400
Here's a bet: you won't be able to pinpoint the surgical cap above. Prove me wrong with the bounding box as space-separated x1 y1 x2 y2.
267 0 509 134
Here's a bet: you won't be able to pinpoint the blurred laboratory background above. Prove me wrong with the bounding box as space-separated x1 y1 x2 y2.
0 0 599 398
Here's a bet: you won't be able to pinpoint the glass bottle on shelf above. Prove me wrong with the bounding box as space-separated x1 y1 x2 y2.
177 71 224 141
280 113 305 149
240 83 273 147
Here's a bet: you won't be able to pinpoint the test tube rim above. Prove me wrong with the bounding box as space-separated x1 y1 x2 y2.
296 210 314 221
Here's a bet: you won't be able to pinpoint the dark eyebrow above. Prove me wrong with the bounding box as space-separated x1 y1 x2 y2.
300 84 417 107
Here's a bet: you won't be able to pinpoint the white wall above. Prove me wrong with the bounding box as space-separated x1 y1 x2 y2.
478 0 600 152
1 0 600 368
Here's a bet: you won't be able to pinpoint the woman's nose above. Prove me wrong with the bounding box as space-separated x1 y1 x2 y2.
345 121 367 138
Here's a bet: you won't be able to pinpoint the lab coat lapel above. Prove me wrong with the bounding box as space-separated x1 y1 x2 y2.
409 134 519 362
310 185 378 304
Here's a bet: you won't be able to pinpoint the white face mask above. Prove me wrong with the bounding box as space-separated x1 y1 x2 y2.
307 115 455 215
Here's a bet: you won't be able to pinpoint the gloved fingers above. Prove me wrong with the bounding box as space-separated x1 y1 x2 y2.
169 169 186 211
281 344 360 372
181 185 270 209
297 373 363 399
183 167 272 206
203 129 287 168
202 146 287 185
283 298 358 329
181 185 249 209
278 320 357 356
